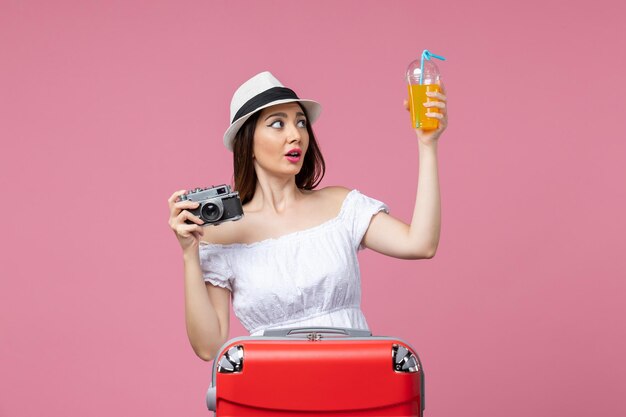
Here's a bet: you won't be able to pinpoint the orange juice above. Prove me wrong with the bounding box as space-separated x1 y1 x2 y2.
408 84 441 130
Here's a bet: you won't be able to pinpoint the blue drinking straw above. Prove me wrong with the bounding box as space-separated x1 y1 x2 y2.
420 50 446 85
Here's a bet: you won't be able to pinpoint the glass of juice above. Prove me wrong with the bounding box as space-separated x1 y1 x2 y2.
407 54 443 130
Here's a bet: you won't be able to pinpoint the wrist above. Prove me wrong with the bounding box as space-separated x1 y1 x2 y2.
183 247 201 262
418 140 439 153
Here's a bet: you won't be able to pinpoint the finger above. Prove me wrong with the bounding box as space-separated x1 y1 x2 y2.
174 200 200 211
425 112 444 119
170 200 198 219
176 223 204 238
426 91 447 101
429 106 446 116
403 99 410 111
168 189 188 206
191 229 204 241
176 210 204 226
168 190 189 217
437 79 447 95
423 101 446 110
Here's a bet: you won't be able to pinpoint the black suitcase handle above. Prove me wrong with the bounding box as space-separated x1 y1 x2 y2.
262 326 372 337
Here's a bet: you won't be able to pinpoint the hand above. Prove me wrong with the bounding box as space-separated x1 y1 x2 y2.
168 189 205 252
403 82 448 146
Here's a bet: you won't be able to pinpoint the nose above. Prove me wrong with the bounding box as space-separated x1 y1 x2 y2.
286 122 302 144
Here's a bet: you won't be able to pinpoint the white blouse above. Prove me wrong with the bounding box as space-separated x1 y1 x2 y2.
199 189 388 336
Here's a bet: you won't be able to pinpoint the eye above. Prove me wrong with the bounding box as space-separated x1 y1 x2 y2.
297 119 307 128
269 120 284 128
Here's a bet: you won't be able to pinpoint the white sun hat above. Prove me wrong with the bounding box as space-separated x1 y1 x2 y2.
223 71 322 151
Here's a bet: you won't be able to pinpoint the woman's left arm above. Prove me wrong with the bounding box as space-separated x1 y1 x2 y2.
362 87 447 259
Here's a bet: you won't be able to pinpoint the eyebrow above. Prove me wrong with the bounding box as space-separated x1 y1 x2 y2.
264 111 306 121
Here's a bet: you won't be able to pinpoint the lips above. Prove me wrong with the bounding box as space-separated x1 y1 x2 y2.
285 148 302 162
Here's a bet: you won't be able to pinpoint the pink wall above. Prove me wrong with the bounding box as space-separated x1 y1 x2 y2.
1 0 625 416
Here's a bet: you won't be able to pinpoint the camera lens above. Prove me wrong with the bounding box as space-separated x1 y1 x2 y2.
201 202 222 222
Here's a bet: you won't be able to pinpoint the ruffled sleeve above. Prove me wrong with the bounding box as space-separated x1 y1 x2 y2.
342 190 389 251
199 244 234 291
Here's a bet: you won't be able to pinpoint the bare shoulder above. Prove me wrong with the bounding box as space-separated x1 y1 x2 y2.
315 185 352 203
303 186 351 211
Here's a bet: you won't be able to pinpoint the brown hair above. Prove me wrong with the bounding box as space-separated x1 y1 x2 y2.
233 105 325 205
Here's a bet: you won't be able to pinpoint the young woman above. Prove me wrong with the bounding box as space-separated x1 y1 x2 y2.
167 71 447 361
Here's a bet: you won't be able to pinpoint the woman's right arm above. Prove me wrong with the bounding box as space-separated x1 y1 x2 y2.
168 190 230 361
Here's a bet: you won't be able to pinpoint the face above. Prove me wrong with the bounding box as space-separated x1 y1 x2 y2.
252 102 309 179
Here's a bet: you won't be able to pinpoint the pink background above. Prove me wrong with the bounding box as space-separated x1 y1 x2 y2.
1 0 625 416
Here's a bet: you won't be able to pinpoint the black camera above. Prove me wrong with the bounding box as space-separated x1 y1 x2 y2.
178 185 244 226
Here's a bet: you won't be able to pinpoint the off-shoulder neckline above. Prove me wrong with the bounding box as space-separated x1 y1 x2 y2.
199 189 359 249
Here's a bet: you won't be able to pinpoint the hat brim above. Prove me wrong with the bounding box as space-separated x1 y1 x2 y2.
223 98 321 152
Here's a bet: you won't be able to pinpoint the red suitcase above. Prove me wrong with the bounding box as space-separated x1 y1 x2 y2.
206 327 425 416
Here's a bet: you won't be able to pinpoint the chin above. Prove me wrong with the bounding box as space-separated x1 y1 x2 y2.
280 165 303 177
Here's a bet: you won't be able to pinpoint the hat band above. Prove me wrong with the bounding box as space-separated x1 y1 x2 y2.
232 87 299 123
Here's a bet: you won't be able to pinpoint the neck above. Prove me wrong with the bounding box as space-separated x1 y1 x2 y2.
249 170 302 214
